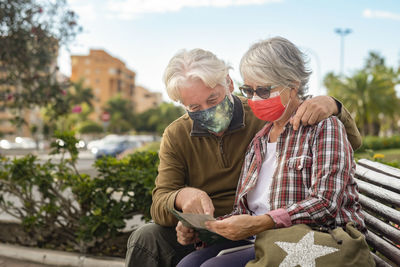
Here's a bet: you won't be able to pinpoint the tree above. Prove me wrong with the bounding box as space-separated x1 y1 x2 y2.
41 80 94 135
68 79 94 109
135 102 185 135
104 95 135 133
0 0 81 124
324 52 399 136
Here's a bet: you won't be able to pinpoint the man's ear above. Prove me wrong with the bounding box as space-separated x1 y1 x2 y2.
227 76 234 93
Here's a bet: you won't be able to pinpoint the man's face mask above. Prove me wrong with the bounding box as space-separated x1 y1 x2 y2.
187 95 234 134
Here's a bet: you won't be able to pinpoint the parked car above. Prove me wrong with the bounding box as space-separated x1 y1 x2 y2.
15 137 37 149
0 139 13 149
0 137 37 150
94 137 140 159
87 134 120 154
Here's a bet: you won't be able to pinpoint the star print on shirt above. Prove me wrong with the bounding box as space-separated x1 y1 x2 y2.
275 231 339 267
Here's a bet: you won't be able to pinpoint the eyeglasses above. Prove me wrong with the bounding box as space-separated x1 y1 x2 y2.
239 85 277 99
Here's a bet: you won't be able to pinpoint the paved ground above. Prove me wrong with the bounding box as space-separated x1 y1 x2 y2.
0 256 55 267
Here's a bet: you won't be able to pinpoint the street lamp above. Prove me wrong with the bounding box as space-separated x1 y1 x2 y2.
335 28 352 75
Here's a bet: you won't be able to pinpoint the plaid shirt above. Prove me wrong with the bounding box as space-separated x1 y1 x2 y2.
230 116 366 231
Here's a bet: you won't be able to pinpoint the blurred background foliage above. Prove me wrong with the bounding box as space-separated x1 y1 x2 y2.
0 0 81 123
324 52 400 137
0 131 159 256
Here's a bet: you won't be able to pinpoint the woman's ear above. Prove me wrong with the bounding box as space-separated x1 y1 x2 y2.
290 81 300 90
290 81 300 97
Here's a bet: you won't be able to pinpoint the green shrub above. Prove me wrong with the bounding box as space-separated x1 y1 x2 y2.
78 121 104 134
358 135 400 152
134 141 161 153
0 131 158 254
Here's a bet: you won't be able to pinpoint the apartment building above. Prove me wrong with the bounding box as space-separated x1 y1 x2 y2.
133 86 162 113
70 49 161 122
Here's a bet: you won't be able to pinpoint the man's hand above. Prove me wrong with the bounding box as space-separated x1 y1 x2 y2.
175 187 215 215
176 221 198 245
205 214 274 241
290 96 338 130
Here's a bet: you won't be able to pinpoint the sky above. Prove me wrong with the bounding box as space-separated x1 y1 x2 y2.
59 0 400 101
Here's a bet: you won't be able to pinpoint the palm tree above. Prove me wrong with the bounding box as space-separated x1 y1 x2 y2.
325 68 398 136
69 79 94 109
104 95 135 133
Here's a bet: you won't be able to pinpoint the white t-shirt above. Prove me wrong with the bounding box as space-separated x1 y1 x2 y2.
247 142 277 215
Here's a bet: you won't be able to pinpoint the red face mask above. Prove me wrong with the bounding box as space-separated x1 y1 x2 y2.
248 94 286 121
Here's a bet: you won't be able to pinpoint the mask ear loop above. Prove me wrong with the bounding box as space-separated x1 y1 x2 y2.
225 76 235 104
269 87 288 98
225 87 234 104
273 87 297 122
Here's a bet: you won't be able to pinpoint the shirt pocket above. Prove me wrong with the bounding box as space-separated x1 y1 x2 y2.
286 155 313 170
286 155 313 189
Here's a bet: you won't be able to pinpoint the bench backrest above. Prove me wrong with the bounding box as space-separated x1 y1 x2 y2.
355 159 400 267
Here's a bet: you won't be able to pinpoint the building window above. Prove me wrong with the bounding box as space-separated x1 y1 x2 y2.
117 80 122 92
108 68 117 75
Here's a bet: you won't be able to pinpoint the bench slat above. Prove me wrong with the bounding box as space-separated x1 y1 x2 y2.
365 230 400 266
363 212 400 246
358 159 400 179
371 253 393 267
355 178 400 207
355 165 400 194
358 194 400 226
356 159 400 266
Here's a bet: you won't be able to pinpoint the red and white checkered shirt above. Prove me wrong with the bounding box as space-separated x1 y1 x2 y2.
230 116 366 231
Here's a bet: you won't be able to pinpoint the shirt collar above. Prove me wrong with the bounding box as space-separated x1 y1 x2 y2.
190 95 245 137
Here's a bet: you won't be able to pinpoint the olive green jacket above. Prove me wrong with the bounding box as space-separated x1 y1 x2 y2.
150 96 361 226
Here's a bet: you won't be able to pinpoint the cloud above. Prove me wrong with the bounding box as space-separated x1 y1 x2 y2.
105 0 283 20
363 9 400 21
67 1 97 21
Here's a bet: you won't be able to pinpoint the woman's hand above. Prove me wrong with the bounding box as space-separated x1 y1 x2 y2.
205 214 274 241
176 221 198 245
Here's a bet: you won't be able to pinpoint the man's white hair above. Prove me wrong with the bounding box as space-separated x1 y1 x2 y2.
163 48 231 103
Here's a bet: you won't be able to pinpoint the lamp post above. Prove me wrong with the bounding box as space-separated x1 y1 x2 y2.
335 28 352 75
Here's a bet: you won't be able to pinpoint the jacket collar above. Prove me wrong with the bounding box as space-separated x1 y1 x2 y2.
190 95 245 137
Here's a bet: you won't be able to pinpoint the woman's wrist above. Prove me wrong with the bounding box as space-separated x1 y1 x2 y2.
254 214 275 233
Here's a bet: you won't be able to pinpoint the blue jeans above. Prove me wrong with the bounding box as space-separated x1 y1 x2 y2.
177 240 255 267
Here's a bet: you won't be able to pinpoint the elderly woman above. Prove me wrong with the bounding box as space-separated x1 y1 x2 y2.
177 37 370 267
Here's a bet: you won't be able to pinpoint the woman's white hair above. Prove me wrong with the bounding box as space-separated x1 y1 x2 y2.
240 36 312 97
163 48 231 103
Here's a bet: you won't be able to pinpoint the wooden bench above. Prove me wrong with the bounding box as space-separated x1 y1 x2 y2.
355 159 400 267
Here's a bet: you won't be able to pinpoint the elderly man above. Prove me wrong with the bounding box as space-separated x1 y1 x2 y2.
125 48 361 267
